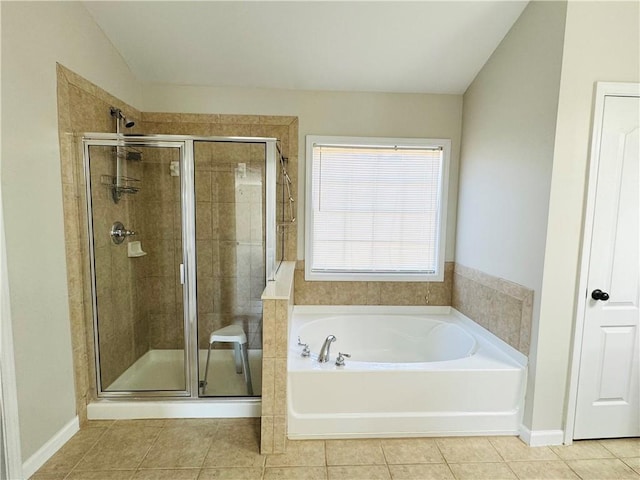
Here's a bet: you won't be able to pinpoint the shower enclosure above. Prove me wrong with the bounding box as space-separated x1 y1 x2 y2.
82 133 281 399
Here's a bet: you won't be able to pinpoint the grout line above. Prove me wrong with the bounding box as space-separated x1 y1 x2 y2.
60 424 112 480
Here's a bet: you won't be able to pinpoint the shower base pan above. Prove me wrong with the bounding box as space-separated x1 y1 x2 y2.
88 349 262 420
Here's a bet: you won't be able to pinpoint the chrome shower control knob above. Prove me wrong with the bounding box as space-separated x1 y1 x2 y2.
335 352 351 367
110 221 136 244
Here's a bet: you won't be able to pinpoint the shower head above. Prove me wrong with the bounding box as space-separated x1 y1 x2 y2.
110 107 135 129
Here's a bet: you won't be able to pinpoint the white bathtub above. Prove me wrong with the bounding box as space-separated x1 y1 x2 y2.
288 306 527 439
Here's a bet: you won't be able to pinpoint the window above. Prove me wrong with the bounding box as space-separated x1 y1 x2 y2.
305 135 449 282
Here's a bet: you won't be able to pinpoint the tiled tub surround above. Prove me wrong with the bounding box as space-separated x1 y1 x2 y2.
288 306 527 439
452 263 533 355
294 261 454 306
260 262 296 454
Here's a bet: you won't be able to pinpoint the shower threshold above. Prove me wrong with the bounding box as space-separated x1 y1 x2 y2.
87 348 262 420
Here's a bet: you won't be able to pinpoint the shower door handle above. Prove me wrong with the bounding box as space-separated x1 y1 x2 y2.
180 264 185 285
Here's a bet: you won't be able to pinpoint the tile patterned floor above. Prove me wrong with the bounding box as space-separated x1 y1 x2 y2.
30 420 639 480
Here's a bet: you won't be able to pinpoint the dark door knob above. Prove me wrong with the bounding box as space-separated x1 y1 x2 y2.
591 289 610 301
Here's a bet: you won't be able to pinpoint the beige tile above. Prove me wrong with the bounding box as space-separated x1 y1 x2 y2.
203 435 266 468
274 358 287 415
551 440 616 460
198 467 263 480
381 438 443 464
388 464 455 480
139 425 215 468
623 458 640 474
161 419 220 429
328 465 391 480
75 426 162 470
489 436 558 461
266 440 325 467
566 458 640 479
85 420 115 429
65 471 135 480
29 472 67 480
220 419 259 434
600 438 640 458
435 437 502 463
448 462 517 480
261 358 275 415
273 415 287 454
507 461 579 479
132 469 199 479
260 416 274 454
39 427 107 472
263 466 327 480
325 439 386 466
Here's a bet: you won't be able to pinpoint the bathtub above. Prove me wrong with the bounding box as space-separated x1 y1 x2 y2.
288 306 527 439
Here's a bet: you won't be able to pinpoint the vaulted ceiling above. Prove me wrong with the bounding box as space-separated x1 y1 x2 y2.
85 1 528 94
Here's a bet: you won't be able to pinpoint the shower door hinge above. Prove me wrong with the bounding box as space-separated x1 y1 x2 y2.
180 264 185 285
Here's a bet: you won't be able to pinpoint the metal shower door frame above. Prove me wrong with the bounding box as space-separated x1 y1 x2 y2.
82 133 277 399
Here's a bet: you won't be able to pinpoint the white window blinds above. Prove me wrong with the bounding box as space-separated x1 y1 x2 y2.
306 136 449 281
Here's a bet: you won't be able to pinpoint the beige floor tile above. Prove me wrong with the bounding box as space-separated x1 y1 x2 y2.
328 465 391 480
325 439 385 466
216 422 261 442
38 428 107 472
489 437 558 462
162 418 221 429
551 440 616 460
600 438 640 458
623 457 640 474
113 419 167 428
566 458 640 479
85 420 115 429
29 472 67 480
203 436 266 468
132 469 200 479
74 426 162 471
389 464 455 480
265 440 325 467
263 466 327 480
507 460 579 479
198 467 264 479
65 470 135 480
435 437 502 463
139 426 216 468
449 462 517 480
381 438 443 464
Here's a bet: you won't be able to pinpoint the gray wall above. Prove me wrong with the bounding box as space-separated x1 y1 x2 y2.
454 0 567 430
1 1 140 461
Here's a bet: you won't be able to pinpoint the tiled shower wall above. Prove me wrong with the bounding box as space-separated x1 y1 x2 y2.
138 115 298 351
57 64 144 421
57 64 299 423
194 141 265 350
87 146 147 387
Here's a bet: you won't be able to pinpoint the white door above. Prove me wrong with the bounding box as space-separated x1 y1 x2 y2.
574 92 640 439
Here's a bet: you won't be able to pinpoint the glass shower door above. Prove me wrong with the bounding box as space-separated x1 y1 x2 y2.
194 141 265 397
85 140 189 395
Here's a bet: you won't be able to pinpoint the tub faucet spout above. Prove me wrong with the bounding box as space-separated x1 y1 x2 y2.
318 335 336 363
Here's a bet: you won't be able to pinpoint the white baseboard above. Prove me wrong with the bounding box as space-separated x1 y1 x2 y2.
519 425 564 446
22 416 79 479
